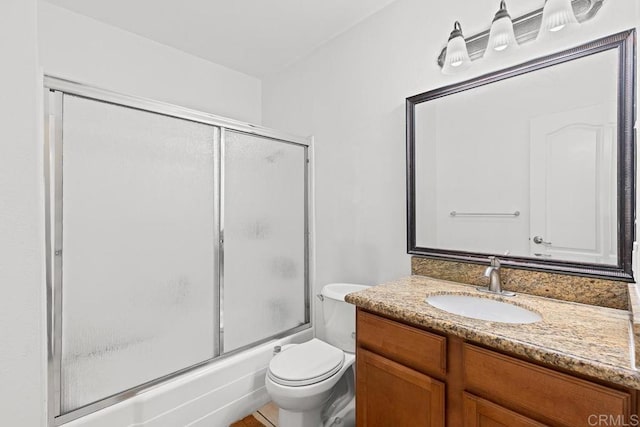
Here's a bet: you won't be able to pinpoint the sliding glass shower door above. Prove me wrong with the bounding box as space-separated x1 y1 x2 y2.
222 131 308 352
59 95 219 413
46 79 310 425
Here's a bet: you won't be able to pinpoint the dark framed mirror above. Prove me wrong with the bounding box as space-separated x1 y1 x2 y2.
406 29 636 281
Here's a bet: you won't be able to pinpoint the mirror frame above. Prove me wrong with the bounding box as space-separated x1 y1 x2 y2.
406 29 636 281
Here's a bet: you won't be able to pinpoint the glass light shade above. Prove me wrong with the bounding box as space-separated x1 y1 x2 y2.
442 22 471 75
484 2 518 58
537 0 578 40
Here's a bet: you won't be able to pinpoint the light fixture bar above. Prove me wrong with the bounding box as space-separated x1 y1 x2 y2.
437 0 603 67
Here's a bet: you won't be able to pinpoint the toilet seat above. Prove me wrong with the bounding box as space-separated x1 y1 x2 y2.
268 339 345 387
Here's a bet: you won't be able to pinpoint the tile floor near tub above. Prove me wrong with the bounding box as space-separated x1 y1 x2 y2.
230 402 279 427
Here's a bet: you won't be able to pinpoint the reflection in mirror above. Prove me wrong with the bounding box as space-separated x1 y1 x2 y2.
415 49 617 265
407 30 635 280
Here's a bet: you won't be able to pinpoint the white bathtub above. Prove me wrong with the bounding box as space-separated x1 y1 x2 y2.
64 328 313 427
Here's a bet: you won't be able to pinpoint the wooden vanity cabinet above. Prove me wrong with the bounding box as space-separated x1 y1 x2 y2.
356 310 447 426
355 309 637 427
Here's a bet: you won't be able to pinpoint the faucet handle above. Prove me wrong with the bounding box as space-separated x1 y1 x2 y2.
483 265 493 277
488 256 501 268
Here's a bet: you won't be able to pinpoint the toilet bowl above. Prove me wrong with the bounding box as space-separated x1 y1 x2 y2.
265 283 369 427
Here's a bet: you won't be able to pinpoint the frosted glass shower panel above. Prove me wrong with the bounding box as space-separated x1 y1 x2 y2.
223 131 307 352
60 95 217 412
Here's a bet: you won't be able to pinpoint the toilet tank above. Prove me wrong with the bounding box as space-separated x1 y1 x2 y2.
321 283 370 353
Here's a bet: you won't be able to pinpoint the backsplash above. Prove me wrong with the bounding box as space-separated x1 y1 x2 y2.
411 257 629 310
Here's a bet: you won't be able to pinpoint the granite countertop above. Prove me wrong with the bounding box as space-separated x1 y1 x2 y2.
345 275 640 389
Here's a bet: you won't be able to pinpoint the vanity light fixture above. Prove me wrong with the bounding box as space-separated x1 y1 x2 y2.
537 0 579 39
436 0 603 69
484 1 518 57
442 22 472 75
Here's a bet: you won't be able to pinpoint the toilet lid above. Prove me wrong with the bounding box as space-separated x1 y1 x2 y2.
268 339 344 387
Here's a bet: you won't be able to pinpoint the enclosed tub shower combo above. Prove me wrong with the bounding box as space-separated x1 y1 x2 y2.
44 77 311 426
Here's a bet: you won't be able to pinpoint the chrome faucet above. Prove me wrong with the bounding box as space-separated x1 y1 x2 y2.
485 256 502 292
477 256 515 296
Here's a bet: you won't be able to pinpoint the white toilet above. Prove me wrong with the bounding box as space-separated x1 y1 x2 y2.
265 283 369 427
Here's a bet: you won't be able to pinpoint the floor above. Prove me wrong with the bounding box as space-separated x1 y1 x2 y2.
230 402 279 427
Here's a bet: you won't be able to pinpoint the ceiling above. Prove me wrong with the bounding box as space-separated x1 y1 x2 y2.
42 0 399 78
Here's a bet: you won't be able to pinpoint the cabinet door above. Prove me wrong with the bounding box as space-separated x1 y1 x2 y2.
357 348 445 427
463 393 546 427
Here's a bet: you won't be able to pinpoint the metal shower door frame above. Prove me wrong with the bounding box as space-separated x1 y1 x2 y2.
44 76 312 426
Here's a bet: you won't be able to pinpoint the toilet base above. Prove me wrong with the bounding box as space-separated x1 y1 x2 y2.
279 407 322 427
324 395 355 427
277 398 355 427
276 369 355 427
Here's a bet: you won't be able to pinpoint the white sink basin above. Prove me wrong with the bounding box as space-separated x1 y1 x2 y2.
425 294 542 324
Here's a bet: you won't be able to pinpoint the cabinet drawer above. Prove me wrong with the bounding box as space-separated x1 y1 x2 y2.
463 344 632 426
357 310 446 376
463 393 546 427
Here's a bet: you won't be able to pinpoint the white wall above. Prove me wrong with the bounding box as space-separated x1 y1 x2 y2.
0 0 46 426
262 0 640 335
39 2 262 124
